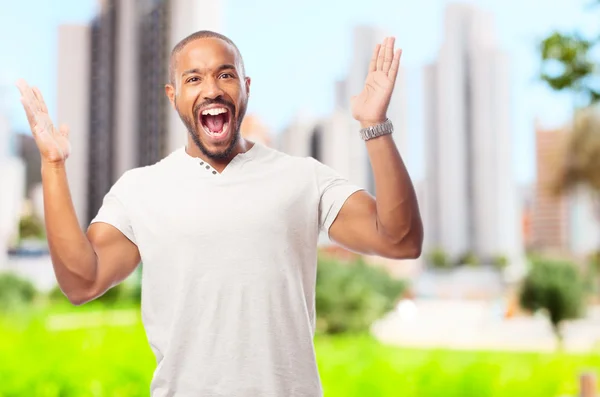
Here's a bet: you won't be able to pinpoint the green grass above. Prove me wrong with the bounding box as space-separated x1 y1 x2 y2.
316 335 600 397
1 307 599 397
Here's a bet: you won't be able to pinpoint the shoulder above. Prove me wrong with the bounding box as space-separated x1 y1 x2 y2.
110 148 185 195
251 142 315 173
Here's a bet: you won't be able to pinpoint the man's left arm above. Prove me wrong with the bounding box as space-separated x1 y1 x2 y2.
329 36 423 260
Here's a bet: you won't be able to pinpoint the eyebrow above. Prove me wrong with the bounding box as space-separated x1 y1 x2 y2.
181 64 237 77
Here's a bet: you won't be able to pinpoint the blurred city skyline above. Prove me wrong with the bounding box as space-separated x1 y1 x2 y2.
0 0 598 185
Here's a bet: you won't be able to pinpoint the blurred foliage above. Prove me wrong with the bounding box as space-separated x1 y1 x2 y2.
551 106 600 194
18 214 46 241
456 251 480 267
539 7 600 254
540 32 598 103
0 313 599 397
519 259 585 348
426 247 451 270
492 254 509 270
315 255 407 334
0 272 38 313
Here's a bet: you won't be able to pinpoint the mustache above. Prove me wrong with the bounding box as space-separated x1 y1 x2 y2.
194 99 236 119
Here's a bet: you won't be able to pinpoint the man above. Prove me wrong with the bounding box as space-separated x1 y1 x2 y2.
17 30 422 397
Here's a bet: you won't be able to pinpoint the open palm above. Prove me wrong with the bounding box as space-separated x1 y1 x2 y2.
16 79 71 164
351 37 402 126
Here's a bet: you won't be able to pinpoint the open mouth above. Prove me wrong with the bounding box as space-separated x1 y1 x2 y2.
199 107 232 141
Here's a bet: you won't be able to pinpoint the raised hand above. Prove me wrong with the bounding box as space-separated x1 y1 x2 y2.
350 37 402 128
16 79 71 164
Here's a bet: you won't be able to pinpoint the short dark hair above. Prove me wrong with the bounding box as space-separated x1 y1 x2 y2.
168 30 246 86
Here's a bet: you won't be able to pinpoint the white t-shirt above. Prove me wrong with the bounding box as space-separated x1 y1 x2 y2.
91 141 363 397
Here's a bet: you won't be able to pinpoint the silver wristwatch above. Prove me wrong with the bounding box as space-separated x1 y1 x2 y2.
359 119 394 141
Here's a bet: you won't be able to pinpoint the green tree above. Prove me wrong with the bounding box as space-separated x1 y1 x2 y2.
539 5 600 272
519 259 585 349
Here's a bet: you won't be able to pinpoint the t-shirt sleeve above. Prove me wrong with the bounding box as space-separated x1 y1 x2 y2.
90 171 136 245
310 158 364 234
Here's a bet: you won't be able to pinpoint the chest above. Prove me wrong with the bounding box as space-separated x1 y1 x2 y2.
129 173 318 255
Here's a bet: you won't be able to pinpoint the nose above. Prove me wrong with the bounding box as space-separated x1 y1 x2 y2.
202 77 225 100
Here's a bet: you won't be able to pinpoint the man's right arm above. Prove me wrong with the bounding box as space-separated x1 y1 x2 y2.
42 163 140 305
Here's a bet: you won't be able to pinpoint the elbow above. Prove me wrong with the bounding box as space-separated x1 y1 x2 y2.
65 292 90 306
383 223 424 260
389 240 422 260
64 286 96 306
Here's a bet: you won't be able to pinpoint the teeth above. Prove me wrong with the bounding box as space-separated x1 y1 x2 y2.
201 107 228 116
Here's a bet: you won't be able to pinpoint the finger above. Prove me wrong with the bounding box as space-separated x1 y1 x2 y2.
388 48 403 82
383 37 395 73
19 97 38 131
369 44 381 73
16 79 40 112
376 37 387 71
32 87 49 114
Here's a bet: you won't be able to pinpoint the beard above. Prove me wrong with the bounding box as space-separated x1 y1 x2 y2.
178 96 248 161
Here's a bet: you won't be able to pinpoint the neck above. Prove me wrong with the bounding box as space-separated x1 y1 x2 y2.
185 137 254 172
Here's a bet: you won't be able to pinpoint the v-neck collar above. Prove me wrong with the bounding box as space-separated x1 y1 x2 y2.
180 141 262 177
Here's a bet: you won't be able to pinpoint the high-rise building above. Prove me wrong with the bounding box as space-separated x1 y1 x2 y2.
15 133 42 197
167 0 223 153
57 24 92 228
57 0 222 226
423 4 523 265
568 186 600 256
531 121 600 257
279 25 408 193
531 123 570 253
240 114 272 146
335 25 408 195
0 112 26 266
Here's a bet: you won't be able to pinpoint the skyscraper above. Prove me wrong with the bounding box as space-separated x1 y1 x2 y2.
531 122 569 253
423 4 523 264
166 0 223 154
336 25 408 195
0 111 25 266
56 0 222 226
280 25 408 193
57 24 91 228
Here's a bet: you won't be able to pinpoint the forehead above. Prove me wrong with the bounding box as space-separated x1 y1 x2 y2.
175 38 239 73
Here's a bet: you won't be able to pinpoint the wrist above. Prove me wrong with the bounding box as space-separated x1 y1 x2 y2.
359 119 387 129
359 119 393 141
41 159 66 172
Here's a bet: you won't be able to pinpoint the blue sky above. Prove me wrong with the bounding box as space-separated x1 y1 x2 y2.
0 0 596 182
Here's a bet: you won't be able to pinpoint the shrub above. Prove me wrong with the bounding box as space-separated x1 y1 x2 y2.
0 272 38 312
315 256 407 334
427 247 451 270
18 214 46 241
457 251 479 267
519 259 585 348
492 254 509 270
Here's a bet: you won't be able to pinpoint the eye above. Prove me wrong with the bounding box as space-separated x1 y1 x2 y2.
219 73 234 79
186 76 200 83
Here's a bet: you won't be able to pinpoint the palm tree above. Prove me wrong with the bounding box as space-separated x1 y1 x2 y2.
551 106 600 218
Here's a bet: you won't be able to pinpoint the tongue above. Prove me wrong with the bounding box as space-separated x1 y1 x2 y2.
205 114 226 133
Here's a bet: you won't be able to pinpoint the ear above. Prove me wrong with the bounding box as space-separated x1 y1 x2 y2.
165 84 176 110
244 76 251 98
